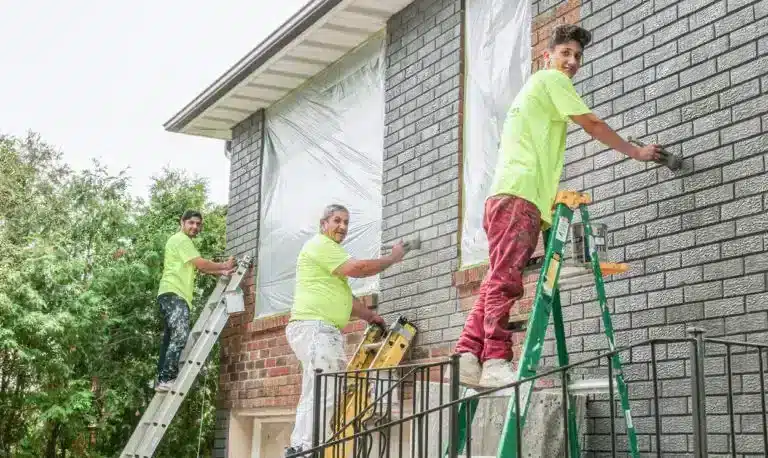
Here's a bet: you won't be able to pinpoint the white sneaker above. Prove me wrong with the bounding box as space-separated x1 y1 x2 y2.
452 353 481 386
478 359 516 387
155 379 176 392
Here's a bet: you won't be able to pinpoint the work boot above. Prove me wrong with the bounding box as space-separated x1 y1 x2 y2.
453 352 481 386
478 359 516 387
284 446 303 457
154 379 177 393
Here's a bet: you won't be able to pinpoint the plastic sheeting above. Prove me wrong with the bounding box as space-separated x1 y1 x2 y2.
256 33 386 318
460 0 532 268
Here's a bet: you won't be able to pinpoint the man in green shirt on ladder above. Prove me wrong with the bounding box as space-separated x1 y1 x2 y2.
155 210 236 392
453 24 663 388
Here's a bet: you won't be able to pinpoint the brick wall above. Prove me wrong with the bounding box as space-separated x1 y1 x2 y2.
225 110 263 258
377 0 465 362
530 0 768 454
382 0 768 454
218 0 767 454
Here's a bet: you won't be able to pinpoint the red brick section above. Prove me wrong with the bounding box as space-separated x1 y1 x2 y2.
531 0 583 72
216 265 372 409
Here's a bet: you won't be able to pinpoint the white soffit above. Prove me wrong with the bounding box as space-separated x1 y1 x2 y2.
165 0 415 140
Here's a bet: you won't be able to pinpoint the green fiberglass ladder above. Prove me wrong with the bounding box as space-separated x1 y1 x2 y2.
120 254 252 458
451 190 638 458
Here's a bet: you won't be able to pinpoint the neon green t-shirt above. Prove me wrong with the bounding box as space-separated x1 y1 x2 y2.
489 69 592 227
157 231 201 306
290 233 353 329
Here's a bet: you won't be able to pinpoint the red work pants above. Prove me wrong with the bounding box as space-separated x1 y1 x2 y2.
455 195 541 362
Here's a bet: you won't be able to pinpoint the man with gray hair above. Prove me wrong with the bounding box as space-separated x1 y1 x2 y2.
284 204 406 457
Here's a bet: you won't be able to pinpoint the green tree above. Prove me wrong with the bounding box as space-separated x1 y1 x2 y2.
0 132 229 457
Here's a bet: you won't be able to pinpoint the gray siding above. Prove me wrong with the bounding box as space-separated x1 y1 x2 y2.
212 409 229 458
533 0 768 454
226 110 264 259
217 111 263 457
378 0 465 351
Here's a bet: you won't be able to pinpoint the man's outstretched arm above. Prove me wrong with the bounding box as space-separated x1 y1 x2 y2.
190 256 235 275
571 113 660 162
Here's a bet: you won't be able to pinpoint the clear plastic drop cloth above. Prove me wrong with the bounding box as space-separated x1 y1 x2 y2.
256 33 386 318
460 0 532 268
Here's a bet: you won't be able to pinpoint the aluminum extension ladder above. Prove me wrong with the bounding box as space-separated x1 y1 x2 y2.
323 316 418 458
120 254 252 457
448 190 639 458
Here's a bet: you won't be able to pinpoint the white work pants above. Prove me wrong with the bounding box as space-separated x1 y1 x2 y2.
286 320 347 450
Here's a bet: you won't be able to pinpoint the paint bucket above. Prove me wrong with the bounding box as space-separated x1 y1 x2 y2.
571 222 607 263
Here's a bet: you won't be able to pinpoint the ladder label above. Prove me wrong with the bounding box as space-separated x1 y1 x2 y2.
555 216 570 243
543 253 560 296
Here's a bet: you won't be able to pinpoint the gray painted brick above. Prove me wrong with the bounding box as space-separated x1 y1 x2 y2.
681 59 718 86
696 221 736 245
666 266 704 288
647 252 682 273
689 1 728 29
659 194 696 217
682 95 720 126
735 174 768 197
736 212 768 236
721 195 763 220
645 41 679 70
684 168 723 193
692 35 730 65
721 234 763 257
705 297 745 317
745 252 768 274
732 95 768 122
718 42 758 71
695 183 734 207
680 24 716 53
660 229 696 252
730 16 768 47
694 145 733 170
730 55 768 85
721 117 761 143
692 72 731 100
693 108 732 135
724 273 766 297
668 302 705 323
725 312 768 334
703 258 744 281
685 281 724 302
734 133 768 159
720 79 760 109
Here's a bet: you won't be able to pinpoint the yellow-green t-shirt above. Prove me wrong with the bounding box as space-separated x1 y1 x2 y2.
290 233 353 329
489 69 592 227
157 231 201 306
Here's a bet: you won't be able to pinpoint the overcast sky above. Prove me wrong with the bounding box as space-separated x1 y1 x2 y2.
0 0 307 205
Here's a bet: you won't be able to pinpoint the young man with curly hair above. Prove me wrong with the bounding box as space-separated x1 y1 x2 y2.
454 24 662 387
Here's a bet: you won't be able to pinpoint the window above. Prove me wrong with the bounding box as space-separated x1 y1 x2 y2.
256 33 387 317
460 0 532 268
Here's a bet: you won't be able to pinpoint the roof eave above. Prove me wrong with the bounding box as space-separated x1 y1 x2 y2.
163 0 343 134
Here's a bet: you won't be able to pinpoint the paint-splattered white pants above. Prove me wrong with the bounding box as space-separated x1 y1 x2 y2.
286 320 347 450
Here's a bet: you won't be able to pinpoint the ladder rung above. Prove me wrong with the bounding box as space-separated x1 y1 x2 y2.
567 378 617 395
362 342 383 351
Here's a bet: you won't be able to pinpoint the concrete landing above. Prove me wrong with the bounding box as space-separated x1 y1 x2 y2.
407 382 589 457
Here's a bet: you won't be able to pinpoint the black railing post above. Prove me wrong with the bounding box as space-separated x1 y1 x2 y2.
312 368 324 457
447 354 460 458
687 327 707 457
